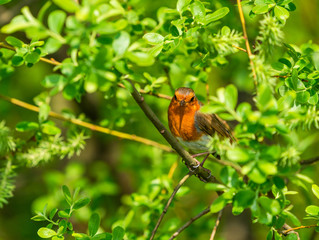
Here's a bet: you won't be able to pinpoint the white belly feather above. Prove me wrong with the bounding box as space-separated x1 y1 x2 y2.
176 135 211 152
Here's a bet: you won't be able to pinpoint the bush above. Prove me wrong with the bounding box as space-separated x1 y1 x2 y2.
0 0 319 239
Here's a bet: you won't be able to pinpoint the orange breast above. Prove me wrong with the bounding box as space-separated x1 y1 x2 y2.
168 102 204 141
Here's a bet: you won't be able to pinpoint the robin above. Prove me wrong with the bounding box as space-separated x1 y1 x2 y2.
168 87 235 164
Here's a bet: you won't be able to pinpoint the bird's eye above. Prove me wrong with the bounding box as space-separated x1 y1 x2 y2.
190 96 195 102
174 95 177 100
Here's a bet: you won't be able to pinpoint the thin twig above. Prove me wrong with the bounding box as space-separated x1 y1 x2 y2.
127 78 215 182
0 94 173 152
283 224 300 240
232 44 247 53
150 172 193 240
209 210 223 240
169 207 211 240
300 156 319 165
236 0 257 85
283 224 317 235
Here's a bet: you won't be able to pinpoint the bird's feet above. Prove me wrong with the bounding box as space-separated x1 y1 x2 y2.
188 153 210 171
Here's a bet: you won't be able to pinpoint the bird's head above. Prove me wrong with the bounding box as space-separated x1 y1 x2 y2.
171 87 199 108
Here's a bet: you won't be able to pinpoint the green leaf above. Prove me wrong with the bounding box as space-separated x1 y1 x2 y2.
31 213 46 221
58 210 70 218
49 208 58 220
52 0 80 13
177 0 191 13
16 121 39 132
232 190 255 215
42 74 66 88
39 104 51 123
296 91 310 103
143 33 164 45
48 10 66 34
252 4 269 14
210 193 229 213
284 210 301 226
312 184 319 199
224 84 238 110
0 0 11 5
285 234 298 240
11 55 24 66
205 7 229 24
37 227 57 238
112 226 125 240
273 176 285 189
41 123 61 135
190 0 206 24
62 185 72 205
257 84 277 111
305 205 319 216
267 231 277 240
113 31 130 56
247 167 266 184
73 197 90 209
274 6 289 22
43 38 62 54
126 51 155 66
25 51 40 64
89 213 100 237
226 147 251 163
5 36 24 47
258 196 281 215
257 161 277 175
205 183 227 191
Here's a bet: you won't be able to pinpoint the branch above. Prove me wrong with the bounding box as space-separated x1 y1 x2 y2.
168 207 211 240
300 156 319 165
232 44 247 53
150 172 193 240
209 210 223 240
282 224 317 235
0 94 172 152
236 0 257 85
127 78 215 182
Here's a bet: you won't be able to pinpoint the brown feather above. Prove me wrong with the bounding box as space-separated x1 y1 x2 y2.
194 112 235 143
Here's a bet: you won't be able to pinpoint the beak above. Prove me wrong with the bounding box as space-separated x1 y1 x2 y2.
180 100 186 106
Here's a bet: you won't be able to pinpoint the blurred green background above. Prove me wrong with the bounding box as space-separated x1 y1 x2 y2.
0 0 319 240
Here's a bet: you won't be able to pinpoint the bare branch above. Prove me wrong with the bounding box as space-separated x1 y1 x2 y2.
150 172 193 240
282 224 317 236
0 94 172 152
300 156 319 165
209 210 223 240
169 207 211 240
236 0 257 85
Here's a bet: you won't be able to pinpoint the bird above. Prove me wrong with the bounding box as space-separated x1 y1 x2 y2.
168 87 235 156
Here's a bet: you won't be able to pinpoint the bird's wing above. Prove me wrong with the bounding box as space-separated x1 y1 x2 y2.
195 112 235 143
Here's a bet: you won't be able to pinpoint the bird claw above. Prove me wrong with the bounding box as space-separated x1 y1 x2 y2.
189 160 200 172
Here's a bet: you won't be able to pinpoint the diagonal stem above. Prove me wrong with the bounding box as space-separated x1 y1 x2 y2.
127 78 215 182
150 172 193 240
168 207 211 240
209 210 223 240
236 0 257 85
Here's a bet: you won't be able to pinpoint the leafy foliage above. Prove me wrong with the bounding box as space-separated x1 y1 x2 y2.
0 0 319 239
